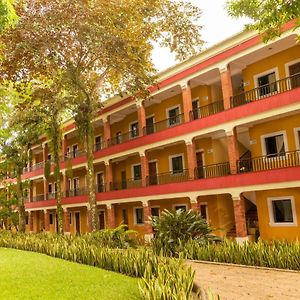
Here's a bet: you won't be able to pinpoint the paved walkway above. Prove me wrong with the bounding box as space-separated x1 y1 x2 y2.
189 261 300 300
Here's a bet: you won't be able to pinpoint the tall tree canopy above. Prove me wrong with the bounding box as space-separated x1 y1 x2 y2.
1 0 203 231
226 0 300 41
0 0 17 33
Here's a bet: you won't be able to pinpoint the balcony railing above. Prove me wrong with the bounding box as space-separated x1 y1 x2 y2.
94 141 106 152
190 100 224 121
65 187 87 197
108 129 139 147
146 169 189 186
231 73 300 108
23 161 45 173
64 150 86 160
32 194 45 202
111 178 142 190
143 113 184 135
96 184 106 193
237 150 300 173
194 162 231 179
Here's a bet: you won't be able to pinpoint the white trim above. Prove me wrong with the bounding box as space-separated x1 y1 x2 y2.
168 153 185 172
254 67 279 88
131 163 142 180
73 177 80 190
95 172 104 185
128 120 139 139
172 203 188 211
285 58 300 77
98 209 106 229
133 206 144 225
294 127 300 151
195 149 206 166
146 114 156 133
260 130 288 156
267 196 297 227
74 210 81 233
94 135 102 150
150 206 160 217
199 202 209 221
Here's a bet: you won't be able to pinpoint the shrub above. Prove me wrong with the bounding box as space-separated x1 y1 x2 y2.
151 209 216 256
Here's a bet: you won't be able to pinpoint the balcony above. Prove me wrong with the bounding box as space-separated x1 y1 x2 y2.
32 194 45 202
23 161 44 173
194 162 230 179
108 129 139 147
190 100 224 121
237 150 300 173
65 150 86 160
143 113 184 135
147 169 189 186
65 187 87 197
110 178 142 190
231 73 300 108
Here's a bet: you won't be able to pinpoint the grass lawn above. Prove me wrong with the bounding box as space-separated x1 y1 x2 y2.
0 248 141 300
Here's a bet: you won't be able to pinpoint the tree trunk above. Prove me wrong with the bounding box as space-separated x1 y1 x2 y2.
85 123 98 232
16 172 26 232
51 116 64 234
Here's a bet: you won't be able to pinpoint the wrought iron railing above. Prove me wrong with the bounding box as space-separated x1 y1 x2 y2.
190 100 224 121
143 113 184 135
23 161 45 173
108 129 139 146
65 187 87 197
110 178 142 190
94 141 106 152
64 150 86 160
231 73 300 108
146 169 189 186
95 184 106 193
32 194 45 202
237 150 300 173
194 162 231 179
46 192 57 200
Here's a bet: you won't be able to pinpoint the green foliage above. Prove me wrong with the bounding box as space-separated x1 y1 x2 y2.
151 209 216 256
0 187 18 230
43 159 51 180
226 0 300 42
182 238 300 270
0 0 18 33
80 225 138 249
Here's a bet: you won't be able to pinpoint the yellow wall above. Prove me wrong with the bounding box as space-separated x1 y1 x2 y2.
68 207 89 235
111 110 138 138
191 85 212 107
256 188 300 240
243 45 300 91
249 113 300 157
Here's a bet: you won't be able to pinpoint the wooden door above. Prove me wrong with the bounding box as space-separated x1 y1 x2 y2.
289 63 300 88
121 171 127 189
146 117 155 134
196 152 204 179
75 212 81 234
148 161 157 185
96 173 104 192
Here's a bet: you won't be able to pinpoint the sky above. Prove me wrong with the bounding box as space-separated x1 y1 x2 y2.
152 0 250 71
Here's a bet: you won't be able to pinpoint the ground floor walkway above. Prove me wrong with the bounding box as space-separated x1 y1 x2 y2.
189 261 300 300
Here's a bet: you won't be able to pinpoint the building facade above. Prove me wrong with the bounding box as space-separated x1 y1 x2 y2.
13 22 300 241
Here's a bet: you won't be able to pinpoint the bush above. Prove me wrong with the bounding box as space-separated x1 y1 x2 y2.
182 238 300 270
151 209 217 256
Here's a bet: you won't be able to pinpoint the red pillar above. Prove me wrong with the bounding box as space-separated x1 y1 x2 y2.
182 83 193 123
190 200 198 211
232 195 247 238
103 117 111 147
44 210 50 231
186 141 197 180
107 204 116 229
226 128 239 175
137 101 146 137
220 67 233 110
143 202 153 241
63 209 70 233
29 211 34 232
105 162 113 191
140 153 149 187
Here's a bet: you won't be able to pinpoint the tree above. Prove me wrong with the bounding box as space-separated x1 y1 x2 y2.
0 0 18 33
226 0 300 42
1 0 203 231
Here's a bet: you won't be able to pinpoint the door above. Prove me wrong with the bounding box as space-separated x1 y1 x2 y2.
73 178 79 196
196 152 204 179
289 62 300 88
146 116 155 134
192 100 199 120
121 171 127 189
130 122 139 138
96 173 104 192
148 161 157 185
75 212 81 234
72 144 78 158
95 136 102 151
258 72 277 96
168 107 180 126
98 211 105 230
122 209 128 227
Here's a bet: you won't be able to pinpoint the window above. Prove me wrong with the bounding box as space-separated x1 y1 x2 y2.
66 147 71 158
133 164 142 180
69 212 72 225
200 204 208 220
258 72 277 96
130 122 139 138
73 178 79 196
192 100 199 120
116 131 122 144
72 144 78 158
134 208 144 224
264 134 286 157
95 136 102 151
49 213 53 225
171 155 183 174
167 106 180 126
122 209 128 225
146 116 155 134
268 197 297 226
288 62 300 88
151 207 160 217
174 205 187 212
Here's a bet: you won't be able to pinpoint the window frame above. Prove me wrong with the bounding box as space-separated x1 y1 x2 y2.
253 67 279 97
260 130 288 159
200 202 209 221
129 120 139 139
133 207 144 225
172 204 188 211
294 127 300 151
95 135 102 151
267 196 297 227
131 163 142 181
166 105 181 127
168 153 185 173
284 58 300 77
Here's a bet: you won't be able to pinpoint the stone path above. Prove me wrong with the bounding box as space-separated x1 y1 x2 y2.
189 261 300 300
